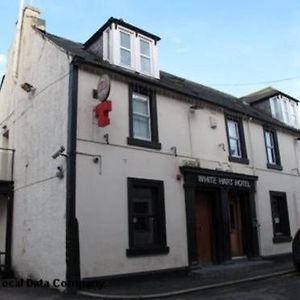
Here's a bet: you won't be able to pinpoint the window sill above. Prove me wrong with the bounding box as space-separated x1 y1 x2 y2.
126 246 169 257
228 156 249 165
127 137 161 150
273 236 292 244
267 163 283 171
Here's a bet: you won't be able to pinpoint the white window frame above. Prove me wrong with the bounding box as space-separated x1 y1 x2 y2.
290 101 298 128
139 37 152 75
227 120 242 158
103 29 111 61
282 98 290 124
265 130 276 164
132 92 152 141
119 28 134 68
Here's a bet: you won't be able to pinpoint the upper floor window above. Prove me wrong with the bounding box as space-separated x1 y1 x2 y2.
270 191 291 243
270 97 283 121
225 116 249 164
227 120 241 158
120 31 132 67
264 128 282 170
140 39 151 74
127 85 161 150
290 101 297 128
132 92 151 141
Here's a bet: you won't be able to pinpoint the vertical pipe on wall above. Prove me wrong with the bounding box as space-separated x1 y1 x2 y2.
4 188 14 277
66 63 80 292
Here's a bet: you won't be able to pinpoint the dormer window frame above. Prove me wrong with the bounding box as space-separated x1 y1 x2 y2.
138 35 153 75
119 27 135 69
103 29 111 62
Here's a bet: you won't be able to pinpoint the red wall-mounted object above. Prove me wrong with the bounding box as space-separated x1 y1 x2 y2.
94 100 112 127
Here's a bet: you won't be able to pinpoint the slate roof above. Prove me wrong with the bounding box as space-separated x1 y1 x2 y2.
39 29 300 136
241 87 299 104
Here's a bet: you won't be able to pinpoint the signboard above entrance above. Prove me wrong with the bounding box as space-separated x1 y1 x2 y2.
198 175 251 189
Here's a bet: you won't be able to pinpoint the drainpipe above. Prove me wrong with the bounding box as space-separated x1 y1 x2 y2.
246 117 256 174
65 63 80 292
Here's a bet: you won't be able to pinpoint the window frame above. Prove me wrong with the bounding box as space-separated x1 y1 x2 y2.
269 191 292 243
127 177 169 257
263 127 282 170
139 37 152 74
131 92 152 141
225 115 249 164
127 84 161 150
119 29 133 68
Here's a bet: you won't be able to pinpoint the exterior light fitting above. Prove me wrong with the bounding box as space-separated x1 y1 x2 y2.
21 82 35 93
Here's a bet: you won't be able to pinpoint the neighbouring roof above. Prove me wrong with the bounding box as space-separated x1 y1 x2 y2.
39 29 300 136
241 87 299 104
85 17 161 48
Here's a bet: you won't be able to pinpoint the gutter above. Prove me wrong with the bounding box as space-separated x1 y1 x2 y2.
65 63 81 292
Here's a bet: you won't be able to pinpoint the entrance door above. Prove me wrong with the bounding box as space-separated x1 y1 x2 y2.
195 192 213 263
229 195 244 257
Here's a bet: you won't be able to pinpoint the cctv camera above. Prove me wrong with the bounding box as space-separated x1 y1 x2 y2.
52 146 65 159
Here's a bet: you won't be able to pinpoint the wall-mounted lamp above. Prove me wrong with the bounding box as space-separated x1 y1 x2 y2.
218 143 226 151
189 104 203 111
21 82 36 93
170 146 177 156
2 125 9 138
104 133 109 144
56 165 64 179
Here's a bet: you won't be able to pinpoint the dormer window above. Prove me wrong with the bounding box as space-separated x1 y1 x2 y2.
140 39 151 74
120 31 132 67
85 17 160 78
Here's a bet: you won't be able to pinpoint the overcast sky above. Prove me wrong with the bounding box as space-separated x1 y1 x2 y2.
1 0 300 99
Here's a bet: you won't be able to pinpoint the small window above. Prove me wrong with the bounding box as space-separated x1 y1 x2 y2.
225 115 249 164
227 120 242 158
290 101 297 128
270 191 291 243
127 178 169 256
270 97 283 121
264 128 282 170
127 85 161 150
132 93 151 141
283 100 290 124
140 39 151 74
120 31 131 67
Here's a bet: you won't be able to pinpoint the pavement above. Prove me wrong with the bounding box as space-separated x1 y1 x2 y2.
78 255 296 299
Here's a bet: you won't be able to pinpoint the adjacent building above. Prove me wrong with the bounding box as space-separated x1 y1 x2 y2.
0 6 300 286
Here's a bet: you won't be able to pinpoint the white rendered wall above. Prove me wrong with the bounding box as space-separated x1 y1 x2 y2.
0 8 69 283
76 69 300 278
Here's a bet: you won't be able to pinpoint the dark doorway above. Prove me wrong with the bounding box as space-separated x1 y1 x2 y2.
195 191 215 264
228 193 244 257
181 166 259 267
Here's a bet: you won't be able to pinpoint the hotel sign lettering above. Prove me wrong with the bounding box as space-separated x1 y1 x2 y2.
198 175 252 189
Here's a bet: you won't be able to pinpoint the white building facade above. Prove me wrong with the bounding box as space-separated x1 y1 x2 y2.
0 6 300 286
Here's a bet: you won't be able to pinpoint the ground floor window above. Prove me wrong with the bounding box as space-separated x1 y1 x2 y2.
127 177 169 256
270 191 292 243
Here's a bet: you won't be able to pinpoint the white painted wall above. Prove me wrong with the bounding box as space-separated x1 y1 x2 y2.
0 7 69 283
76 68 300 278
